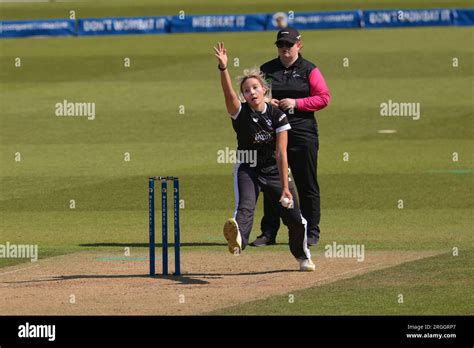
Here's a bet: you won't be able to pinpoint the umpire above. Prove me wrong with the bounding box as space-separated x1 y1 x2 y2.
251 28 330 247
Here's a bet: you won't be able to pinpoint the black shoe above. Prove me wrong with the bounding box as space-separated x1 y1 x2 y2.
250 235 276 247
307 236 319 247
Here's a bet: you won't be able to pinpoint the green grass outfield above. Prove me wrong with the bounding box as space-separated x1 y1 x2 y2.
0 1 473 314
0 0 472 20
211 251 474 315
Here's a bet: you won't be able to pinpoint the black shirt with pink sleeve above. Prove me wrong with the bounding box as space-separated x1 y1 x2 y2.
261 54 330 146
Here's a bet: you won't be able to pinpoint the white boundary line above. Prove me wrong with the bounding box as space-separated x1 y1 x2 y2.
0 264 39 276
311 262 390 285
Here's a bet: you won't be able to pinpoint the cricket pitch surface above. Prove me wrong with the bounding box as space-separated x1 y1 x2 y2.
0 250 439 315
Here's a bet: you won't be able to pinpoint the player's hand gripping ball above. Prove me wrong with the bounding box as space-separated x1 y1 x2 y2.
281 197 293 208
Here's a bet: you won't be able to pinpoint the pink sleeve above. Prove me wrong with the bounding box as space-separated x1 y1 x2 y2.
296 68 330 112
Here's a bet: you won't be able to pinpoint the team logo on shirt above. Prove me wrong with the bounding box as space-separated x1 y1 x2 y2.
252 116 259 123
263 116 272 127
254 131 273 144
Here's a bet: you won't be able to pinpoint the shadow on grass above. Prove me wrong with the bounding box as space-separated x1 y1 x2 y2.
1 269 298 286
80 242 287 247
80 242 228 247
2 274 209 285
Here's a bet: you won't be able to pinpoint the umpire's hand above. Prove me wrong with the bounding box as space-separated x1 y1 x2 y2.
270 99 280 108
279 98 296 111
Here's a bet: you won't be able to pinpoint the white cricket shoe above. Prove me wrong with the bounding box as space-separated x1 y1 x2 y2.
299 259 316 272
223 218 242 255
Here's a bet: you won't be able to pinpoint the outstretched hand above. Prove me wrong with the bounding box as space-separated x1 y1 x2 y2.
213 42 228 69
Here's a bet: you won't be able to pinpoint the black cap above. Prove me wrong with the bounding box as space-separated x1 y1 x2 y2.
275 27 301 44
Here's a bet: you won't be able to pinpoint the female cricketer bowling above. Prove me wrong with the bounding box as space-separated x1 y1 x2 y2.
213 42 315 271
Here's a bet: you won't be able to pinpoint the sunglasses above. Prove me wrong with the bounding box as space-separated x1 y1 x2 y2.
276 41 295 49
